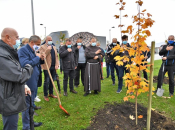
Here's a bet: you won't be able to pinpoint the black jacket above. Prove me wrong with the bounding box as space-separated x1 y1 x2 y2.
73 43 86 63
106 42 120 62
105 53 110 63
59 45 78 70
159 44 175 66
0 40 33 116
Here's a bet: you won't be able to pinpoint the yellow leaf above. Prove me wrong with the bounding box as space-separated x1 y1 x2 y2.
129 115 135 120
123 97 128 102
114 56 123 61
138 115 143 119
116 61 123 66
130 95 135 99
125 64 131 70
140 81 147 87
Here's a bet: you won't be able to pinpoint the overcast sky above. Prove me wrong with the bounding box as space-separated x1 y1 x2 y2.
0 0 175 45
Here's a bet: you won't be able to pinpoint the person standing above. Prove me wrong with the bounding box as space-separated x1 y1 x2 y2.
59 39 78 96
18 35 44 129
0 28 33 130
157 35 175 96
73 38 86 87
96 41 105 79
59 42 64 74
106 38 120 85
84 38 104 96
116 35 131 93
40 36 59 101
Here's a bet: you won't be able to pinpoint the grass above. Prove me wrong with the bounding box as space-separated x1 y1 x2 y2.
0 59 175 130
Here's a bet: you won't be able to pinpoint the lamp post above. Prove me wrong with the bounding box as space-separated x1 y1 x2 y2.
31 0 35 35
109 26 115 43
40 24 46 38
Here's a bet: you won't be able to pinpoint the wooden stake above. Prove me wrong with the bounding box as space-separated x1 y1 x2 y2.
147 41 155 130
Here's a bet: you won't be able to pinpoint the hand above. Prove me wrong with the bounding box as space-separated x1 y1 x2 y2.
162 57 167 60
36 53 41 58
77 46 81 49
55 66 59 70
67 48 72 52
145 56 148 59
25 85 31 96
47 46 52 50
94 56 98 59
95 49 101 54
123 59 126 63
40 54 45 60
75 66 77 69
166 46 173 51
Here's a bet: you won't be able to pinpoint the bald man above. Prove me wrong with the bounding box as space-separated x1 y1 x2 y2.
156 35 175 97
40 36 59 101
106 38 120 85
0 28 33 130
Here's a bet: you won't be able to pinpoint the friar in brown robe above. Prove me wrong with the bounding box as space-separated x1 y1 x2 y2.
84 38 105 96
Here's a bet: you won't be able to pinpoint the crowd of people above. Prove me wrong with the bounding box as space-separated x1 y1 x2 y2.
0 27 175 130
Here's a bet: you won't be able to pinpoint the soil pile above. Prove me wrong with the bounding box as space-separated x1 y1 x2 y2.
85 102 175 130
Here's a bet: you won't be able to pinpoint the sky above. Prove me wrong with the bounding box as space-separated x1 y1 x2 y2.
0 0 175 46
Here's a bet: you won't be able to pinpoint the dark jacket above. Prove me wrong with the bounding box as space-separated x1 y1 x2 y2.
105 53 110 63
85 46 105 63
59 45 78 70
106 42 120 62
73 43 86 63
159 44 175 66
18 44 44 91
0 40 33 116
118 43 132 65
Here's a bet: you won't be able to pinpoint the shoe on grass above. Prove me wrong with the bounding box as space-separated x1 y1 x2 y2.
116 89 122 93
83 92 89 96
34 97 41 102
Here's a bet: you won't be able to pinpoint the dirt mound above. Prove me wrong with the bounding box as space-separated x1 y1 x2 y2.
153 76 170 84
85 102 175 130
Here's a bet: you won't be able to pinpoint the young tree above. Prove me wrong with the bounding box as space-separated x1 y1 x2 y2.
113 0 155 125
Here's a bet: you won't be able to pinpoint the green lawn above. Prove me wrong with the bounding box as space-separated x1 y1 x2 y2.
0 60 175 130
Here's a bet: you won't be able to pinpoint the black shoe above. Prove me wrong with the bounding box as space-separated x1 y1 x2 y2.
153 90 157 93
64 92 68 96
94 90 98 94
34 122 42 127
83 92 89 96
70 90 77 94
34 106 41 110
112 82 115 85
106 76 109 78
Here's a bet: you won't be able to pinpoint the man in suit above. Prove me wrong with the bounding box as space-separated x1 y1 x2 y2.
18 35 44 129
40 36 59 102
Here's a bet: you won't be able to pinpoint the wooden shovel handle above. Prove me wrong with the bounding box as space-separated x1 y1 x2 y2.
44 58 61 105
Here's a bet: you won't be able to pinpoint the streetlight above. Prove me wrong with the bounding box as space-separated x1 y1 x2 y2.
31 0 35 35
40 24 46 38
109 26 115 43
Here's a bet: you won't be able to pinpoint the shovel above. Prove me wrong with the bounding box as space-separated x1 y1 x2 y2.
156 61 165 97
44 58 70 115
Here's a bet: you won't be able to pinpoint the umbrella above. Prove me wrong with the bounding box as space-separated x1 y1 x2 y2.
69 32 95 46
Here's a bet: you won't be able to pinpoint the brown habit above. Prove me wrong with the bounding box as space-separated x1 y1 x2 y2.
84 45 104 92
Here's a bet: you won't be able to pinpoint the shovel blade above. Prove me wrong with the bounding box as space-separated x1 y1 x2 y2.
156 88 164 97
59 105 70 116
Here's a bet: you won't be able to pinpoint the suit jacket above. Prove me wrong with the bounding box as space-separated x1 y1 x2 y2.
18 44 43 91
40 43 59 70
